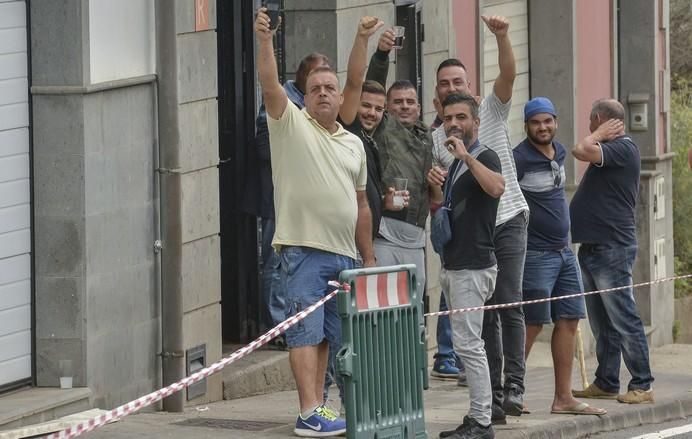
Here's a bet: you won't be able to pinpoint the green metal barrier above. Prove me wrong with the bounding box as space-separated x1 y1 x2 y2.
336 264 428 439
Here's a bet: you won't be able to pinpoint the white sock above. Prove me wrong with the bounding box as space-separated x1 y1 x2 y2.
300 405 319 419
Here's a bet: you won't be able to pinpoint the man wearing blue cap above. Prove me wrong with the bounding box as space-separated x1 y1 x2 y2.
514 98 606 416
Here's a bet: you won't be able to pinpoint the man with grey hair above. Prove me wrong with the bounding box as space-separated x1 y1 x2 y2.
255 8 379 436
570 98 655 405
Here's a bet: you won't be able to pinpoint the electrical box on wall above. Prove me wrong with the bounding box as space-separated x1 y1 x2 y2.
627 93 649 131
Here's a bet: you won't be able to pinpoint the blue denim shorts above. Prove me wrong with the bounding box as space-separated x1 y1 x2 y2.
279 246 355 348
522 247 586 325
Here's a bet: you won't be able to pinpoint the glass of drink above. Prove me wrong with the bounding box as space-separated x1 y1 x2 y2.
392 178 408 208
392 26 405 49
59 359 73 389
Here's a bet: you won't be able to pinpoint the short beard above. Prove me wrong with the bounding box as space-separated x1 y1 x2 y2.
446 127 473 147
527 131 554 147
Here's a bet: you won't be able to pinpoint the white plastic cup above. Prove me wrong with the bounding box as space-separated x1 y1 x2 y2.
60 376 73 389
392 26 405 49
59 359 73 389
392 178 408 208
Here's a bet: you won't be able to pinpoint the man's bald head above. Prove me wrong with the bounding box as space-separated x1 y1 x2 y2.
589 98 626 134
590 98 625 122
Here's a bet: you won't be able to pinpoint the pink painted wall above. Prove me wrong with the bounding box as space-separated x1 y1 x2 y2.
452 0 479 95
575 0 613 178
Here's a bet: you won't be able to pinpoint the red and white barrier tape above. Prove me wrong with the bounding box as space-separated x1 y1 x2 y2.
424 273 692 318
46 280 349 439
46 273 691 437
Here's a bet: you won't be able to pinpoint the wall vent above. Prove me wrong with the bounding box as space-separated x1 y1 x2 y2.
186 344 207 400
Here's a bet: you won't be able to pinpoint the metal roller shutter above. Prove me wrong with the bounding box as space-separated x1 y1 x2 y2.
0 0 32 390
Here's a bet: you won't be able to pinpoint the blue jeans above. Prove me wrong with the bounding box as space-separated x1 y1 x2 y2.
280 246 354 347
261 218 284 328
522 247 586 324
435 293 459 362
578 244 654 393
279 246 352 402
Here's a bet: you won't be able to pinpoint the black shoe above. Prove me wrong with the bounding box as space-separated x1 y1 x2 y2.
502 383 524 417
491 404 506 425
439 423 464 439
440 415 475 438
448 416 494 439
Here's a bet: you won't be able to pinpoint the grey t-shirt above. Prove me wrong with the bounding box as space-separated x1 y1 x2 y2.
378 217 426 249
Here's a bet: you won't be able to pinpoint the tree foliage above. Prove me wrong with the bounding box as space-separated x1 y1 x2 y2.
671 0 692 297
672 78 692 297
671 0 692 85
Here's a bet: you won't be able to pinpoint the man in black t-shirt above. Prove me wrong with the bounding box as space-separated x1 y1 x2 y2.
428 93 505 439
570 98 654 405
340 80 408 239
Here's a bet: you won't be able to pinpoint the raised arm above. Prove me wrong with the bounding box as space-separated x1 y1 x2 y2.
340 16 384 125
365 28 395 88
482 15 515 104
447 137 504 198
467 153 505 198
255 8 287 119
572 119 624 164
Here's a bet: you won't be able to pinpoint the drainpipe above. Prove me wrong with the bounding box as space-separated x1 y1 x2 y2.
155 0 184 412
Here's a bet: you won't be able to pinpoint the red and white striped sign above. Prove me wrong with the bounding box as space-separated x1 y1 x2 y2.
355 271 410 310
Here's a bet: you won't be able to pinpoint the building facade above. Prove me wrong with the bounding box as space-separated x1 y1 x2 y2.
0 0 673 416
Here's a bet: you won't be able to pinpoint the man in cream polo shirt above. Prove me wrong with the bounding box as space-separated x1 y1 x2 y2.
256 8 378 437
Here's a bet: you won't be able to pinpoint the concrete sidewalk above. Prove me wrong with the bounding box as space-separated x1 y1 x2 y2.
65 342 692 439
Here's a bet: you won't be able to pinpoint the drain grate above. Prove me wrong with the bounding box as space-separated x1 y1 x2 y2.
174 418 284 431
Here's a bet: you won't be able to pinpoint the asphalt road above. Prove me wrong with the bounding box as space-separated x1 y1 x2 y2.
586 417 692 439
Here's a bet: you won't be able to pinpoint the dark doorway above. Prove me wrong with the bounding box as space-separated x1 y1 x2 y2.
217 0 261 343
217 1 288 344
395 1 424 104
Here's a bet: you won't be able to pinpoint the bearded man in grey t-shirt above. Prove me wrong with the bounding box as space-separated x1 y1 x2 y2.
429 15 530 428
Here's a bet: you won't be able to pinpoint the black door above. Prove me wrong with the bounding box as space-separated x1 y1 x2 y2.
395 1 424 104
217 0 261 343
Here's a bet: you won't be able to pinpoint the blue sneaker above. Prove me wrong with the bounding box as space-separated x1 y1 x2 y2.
455 355 465 372
294 405 346 437
431 356 460 379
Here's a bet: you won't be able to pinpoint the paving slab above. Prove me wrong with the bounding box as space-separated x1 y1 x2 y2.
76 343 692 439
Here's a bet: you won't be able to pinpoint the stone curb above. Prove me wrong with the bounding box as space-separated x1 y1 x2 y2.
222 350 295 400
221 346 692 438
517 397 692 439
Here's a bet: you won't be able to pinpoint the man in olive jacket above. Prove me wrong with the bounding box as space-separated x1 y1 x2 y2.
365 29 433 293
